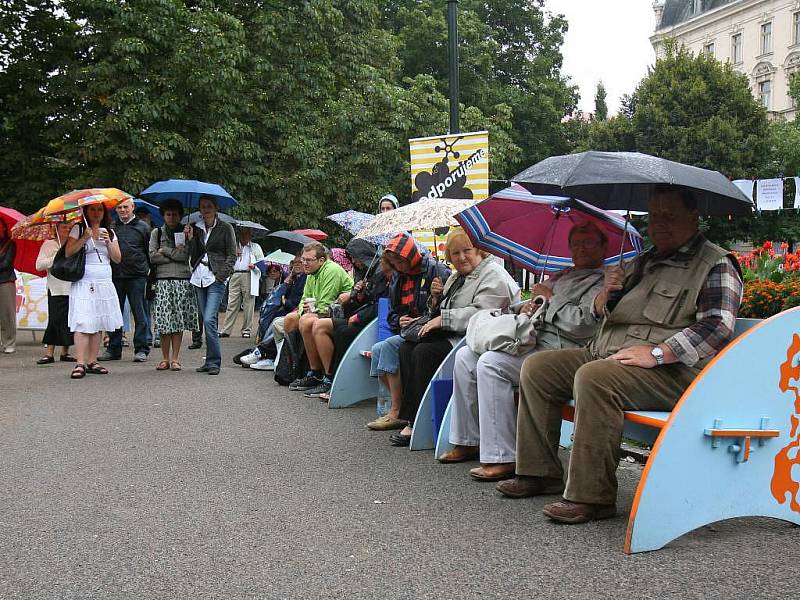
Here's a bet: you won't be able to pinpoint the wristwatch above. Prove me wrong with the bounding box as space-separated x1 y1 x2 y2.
650 346 664 366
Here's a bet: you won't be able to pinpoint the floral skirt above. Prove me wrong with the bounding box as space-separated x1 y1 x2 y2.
153 279 199 334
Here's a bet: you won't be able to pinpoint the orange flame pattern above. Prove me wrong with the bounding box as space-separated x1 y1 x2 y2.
773 333 800 512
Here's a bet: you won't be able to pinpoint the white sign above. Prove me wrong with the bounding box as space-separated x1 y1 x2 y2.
756 178 784 211
794 178 800 209
732 179 754 201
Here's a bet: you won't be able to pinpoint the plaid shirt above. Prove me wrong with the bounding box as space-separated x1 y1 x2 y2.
662 253 743 368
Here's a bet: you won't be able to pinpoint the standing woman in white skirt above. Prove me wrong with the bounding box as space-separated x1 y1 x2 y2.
65 203 123 379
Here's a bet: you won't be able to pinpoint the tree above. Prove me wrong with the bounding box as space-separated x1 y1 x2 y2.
594 82 608 121
381 0 576 173
0 0 555 227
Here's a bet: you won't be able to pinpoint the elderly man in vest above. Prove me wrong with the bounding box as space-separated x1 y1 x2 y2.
497 185 743 524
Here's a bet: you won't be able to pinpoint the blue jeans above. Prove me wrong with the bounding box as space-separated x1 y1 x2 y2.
369 334 404 376
108 277 149 356
195 281 226 368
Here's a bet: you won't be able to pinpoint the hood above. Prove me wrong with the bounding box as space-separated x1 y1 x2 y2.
346 238 379 267
385 232 423 272
378 193 399 212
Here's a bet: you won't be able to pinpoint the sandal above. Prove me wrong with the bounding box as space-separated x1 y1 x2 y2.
156 360 170 371
170 361 182 371
60 354 77 362
86 362 109 375
71 364 86 379
37 356 55 365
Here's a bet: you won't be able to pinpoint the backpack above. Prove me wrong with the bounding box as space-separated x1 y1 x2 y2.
274 329 308 386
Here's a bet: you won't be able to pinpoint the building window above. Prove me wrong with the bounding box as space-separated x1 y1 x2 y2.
759 79 772 108
703 41 715 56
732 33 742 63
794 12 800 45
761 22 773 55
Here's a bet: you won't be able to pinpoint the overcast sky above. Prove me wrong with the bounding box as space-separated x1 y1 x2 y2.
544 0 657 115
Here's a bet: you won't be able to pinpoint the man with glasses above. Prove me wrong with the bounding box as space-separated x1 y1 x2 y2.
498 185 743 525
282 242 353 391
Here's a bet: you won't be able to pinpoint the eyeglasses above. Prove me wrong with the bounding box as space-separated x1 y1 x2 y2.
569 239 601 249
300 257 322 264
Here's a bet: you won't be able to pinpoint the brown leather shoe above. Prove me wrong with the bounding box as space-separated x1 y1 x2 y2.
438 445 480 463
469 463 516 482
542 499 616 524
495 475 564 498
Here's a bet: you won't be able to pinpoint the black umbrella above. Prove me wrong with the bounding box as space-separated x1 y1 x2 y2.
512 151 753 216
262 230 315 254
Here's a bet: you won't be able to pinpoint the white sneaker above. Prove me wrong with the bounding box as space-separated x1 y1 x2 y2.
240 351 261 365
3 347 15 354
250 358 275 371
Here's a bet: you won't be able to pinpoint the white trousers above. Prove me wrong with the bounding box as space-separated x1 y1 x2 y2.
448 345 536 464
221 272 255 335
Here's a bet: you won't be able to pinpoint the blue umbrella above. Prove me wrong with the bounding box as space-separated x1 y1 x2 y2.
140 179 238 209
327 209 375 235
132 199 164 227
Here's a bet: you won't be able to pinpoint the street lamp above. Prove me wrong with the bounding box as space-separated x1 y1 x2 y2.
447 0 459 133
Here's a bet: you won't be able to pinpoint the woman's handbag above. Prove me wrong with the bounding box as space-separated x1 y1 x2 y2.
51 244 86 282
400 313 444 343
465 296 547 356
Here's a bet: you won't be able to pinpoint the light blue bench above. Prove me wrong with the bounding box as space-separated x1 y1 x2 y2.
429 314 800 553
327 318 379 409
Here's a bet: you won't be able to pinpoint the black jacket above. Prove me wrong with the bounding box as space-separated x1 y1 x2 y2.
0 239 15 284
386 254 451 332
188 220 237 283
111 217 152 279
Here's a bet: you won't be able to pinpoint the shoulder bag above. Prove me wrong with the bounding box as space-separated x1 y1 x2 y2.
51 232 86 282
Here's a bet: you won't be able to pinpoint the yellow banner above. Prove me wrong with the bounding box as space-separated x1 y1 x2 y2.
409 130 489 202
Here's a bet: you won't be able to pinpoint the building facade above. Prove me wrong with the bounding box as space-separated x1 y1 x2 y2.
651 0 800 119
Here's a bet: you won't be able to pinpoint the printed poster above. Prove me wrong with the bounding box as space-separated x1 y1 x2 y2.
15 272 48 330
409 131 489 202
756 178 784 211
409 131 489 258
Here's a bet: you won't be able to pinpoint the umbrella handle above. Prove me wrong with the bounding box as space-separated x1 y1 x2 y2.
618 211 630 264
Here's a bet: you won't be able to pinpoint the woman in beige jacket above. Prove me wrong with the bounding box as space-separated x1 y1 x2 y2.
390 228 520 446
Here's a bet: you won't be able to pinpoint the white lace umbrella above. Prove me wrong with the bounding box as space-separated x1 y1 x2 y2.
355 197 476 241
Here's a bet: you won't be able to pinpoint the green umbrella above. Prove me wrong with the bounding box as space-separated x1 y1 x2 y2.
264 249 295 265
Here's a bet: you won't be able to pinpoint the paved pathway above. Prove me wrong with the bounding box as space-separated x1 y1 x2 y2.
1 336 798 598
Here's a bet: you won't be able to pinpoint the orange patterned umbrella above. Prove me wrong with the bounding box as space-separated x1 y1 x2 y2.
41 188 132 218
11 207 82 241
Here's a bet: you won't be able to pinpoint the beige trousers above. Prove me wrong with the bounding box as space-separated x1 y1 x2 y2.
221 272 255 335
0 281 16 350
516 347 697 505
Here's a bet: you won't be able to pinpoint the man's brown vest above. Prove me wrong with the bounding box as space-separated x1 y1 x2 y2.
590 234 734 371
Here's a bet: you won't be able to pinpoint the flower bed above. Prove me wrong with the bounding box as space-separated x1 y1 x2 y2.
735 242 800 318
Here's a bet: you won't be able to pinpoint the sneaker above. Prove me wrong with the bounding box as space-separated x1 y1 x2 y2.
98 351 121 361
219 333 230 338
250 358 275 371
289 374 322 391
240 351 261 365
133 352 148 362
3 346 15 354
304 380 332 397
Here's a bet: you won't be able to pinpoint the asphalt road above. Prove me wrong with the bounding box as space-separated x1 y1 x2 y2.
1 335 798 599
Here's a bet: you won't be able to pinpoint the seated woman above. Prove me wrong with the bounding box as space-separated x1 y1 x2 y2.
302 239 388 398
367 233 450 431
439 221 608 480
390 228 520 446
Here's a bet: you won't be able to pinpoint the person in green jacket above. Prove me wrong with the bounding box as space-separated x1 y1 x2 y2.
284 242 354 391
